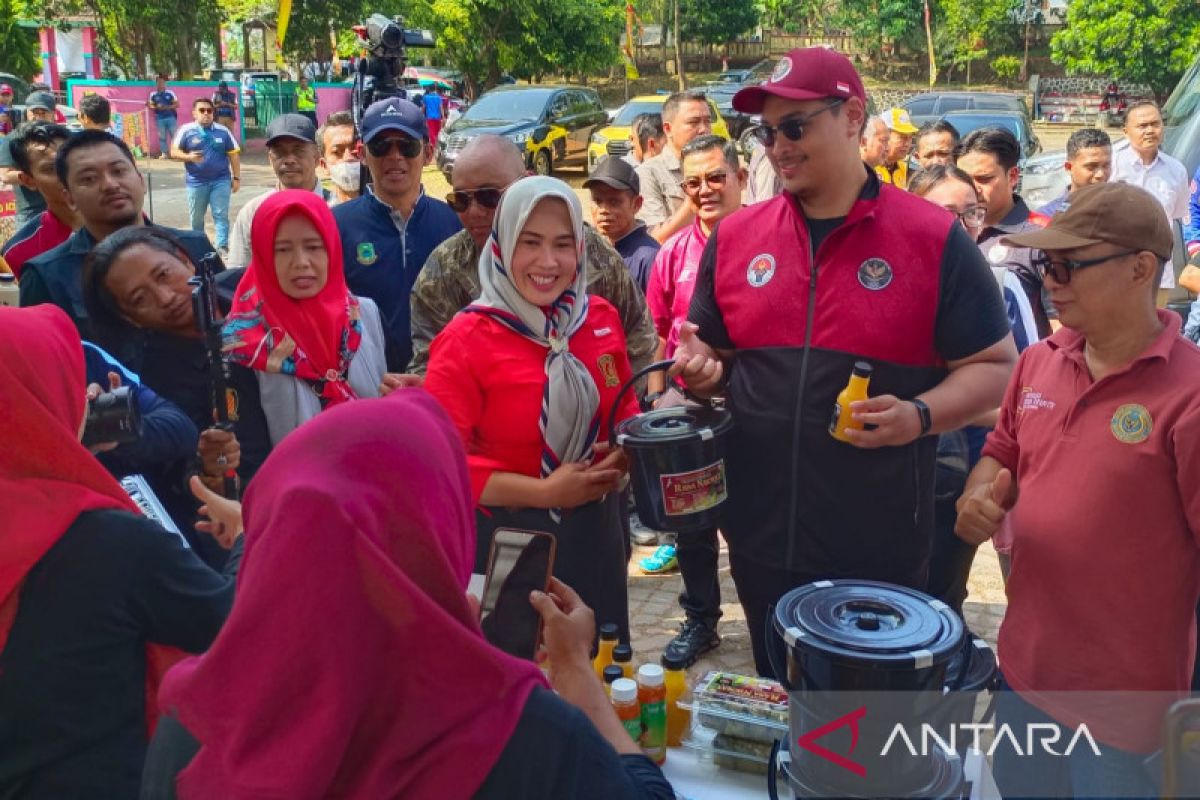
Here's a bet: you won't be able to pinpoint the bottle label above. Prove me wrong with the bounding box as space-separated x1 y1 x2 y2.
659 460 727 517
622 714 643 743
641 699 667 753
829 402 842 435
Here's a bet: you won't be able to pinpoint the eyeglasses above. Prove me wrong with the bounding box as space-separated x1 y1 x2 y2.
949 205 986 227
446 187 504 212
366 136 424 158
681 171 729 196
751 99 846 147
196 108 214 114
1033 250 1138 284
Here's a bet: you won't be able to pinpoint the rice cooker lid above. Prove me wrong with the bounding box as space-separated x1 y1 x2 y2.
616 405 732 447
775 580 963 667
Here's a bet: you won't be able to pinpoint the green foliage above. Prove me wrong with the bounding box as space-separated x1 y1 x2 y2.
932 0 1023 80
760 0 834 34
834 0 923 56
0 0 39 79
680 0 760 46
1051 0 1200 103
991 54 1020 83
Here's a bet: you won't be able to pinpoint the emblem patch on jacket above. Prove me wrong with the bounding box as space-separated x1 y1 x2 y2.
356 242 378 265
858 258 893 290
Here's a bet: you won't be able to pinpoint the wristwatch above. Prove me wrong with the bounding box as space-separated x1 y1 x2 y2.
910 398 932 437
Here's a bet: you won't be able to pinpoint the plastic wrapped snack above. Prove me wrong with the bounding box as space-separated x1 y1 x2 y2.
690 671 788 743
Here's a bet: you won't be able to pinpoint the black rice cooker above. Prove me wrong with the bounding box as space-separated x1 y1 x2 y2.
770 580 965 797
609 360 733 533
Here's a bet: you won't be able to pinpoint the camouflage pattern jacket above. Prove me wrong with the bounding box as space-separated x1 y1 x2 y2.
409 225 659 375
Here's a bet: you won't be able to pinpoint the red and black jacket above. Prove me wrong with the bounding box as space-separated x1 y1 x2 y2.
689 172 1010 586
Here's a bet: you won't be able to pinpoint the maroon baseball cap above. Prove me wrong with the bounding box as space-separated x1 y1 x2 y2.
733 47 866 114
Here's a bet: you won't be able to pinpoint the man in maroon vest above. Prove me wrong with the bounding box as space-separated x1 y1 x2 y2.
671 48 1018 677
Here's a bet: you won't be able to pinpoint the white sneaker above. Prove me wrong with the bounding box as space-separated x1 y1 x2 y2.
629 513 661 546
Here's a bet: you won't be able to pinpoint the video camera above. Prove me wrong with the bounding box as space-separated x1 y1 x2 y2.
82 386 142 448
351 14 436 129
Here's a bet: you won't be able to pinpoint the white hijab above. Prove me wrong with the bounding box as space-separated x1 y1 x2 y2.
470 176 600 500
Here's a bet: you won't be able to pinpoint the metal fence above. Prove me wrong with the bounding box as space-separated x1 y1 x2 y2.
240 82 299 138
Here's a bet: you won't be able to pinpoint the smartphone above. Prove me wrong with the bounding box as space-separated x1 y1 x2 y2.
479 528 556 660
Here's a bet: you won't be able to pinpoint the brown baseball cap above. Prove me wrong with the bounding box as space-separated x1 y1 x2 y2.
733 48 866 114
1002 182 1173 260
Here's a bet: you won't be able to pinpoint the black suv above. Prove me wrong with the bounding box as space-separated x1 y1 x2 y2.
437 85 608 179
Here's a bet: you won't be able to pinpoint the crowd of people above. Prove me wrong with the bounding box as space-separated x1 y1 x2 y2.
1 46 1198 798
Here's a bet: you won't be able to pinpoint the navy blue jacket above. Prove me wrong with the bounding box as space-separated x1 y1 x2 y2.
19 224 215 338
333 187 462 371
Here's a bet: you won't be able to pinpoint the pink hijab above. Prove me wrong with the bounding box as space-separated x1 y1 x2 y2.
158 391 548 798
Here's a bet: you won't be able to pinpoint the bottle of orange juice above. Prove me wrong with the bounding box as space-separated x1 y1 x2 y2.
593 623 619 680
613 643 634 679
662 653 691 747
830 361 873 442
638 664 668 764
612 678 643 744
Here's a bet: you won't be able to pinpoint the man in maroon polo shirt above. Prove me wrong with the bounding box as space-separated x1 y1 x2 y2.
670 48 1016 678
0 123 77 277
957 182 1200 797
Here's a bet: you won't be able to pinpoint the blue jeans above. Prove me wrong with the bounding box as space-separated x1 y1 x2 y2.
1183 298 1200 342
992 677 1158 799
187 179 231 250
156 117 178 154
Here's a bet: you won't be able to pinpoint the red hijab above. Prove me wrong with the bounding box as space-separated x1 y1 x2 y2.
159 391 549 798
0 306 182 733
223 190 362 407
0 305 140 649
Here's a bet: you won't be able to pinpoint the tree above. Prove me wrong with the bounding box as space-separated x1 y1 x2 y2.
932 0 1022 84
0 0 39 80
834 0 923 60
681 0 759 48
1051 0 1200 104
761 0 834 34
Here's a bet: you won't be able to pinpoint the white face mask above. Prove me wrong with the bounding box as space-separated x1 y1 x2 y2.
329 160 361 193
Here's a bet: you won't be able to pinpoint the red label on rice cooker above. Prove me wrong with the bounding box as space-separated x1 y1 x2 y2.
660 461 727 516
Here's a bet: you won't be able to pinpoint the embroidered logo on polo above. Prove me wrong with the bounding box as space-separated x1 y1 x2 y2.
598 354 620 387
746 253 776 287
1110 403 1152 444
1018 387 1056 413
356 242 377 265
857 258 893 290
771 57 793 83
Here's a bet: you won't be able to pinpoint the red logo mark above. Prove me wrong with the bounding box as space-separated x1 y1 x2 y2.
795 706 868 777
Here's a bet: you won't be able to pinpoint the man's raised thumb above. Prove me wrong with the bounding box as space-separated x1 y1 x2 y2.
990 468 1013 508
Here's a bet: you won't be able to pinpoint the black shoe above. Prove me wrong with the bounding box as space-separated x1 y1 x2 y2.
664 618 720 667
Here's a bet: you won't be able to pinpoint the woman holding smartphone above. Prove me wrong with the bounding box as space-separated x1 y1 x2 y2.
143 393 673 800
423 176 639 643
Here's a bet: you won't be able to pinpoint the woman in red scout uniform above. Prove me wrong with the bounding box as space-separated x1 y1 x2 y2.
425 176 639 643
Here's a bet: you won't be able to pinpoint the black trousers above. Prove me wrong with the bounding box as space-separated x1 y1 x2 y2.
728 550 824 679
477 494 630 644
674 527 722 627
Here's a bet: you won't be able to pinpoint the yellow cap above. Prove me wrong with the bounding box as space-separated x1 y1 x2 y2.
881 107 919 135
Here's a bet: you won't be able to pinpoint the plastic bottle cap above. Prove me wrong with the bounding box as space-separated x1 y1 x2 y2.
613 643 633 662
603 665 624 684
612 678 639 702
852 361 873 377
661 651 687 671
598 623 620 641
637 663 665 686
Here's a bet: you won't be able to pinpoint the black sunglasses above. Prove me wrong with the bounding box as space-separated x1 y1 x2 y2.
681 171 729 196
1033 250 1139 284
366 136 424 158
446 187 504 212
752 99 846 147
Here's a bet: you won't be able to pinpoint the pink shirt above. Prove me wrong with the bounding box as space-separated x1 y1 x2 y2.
645 220 708 357
982 312 1200 752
